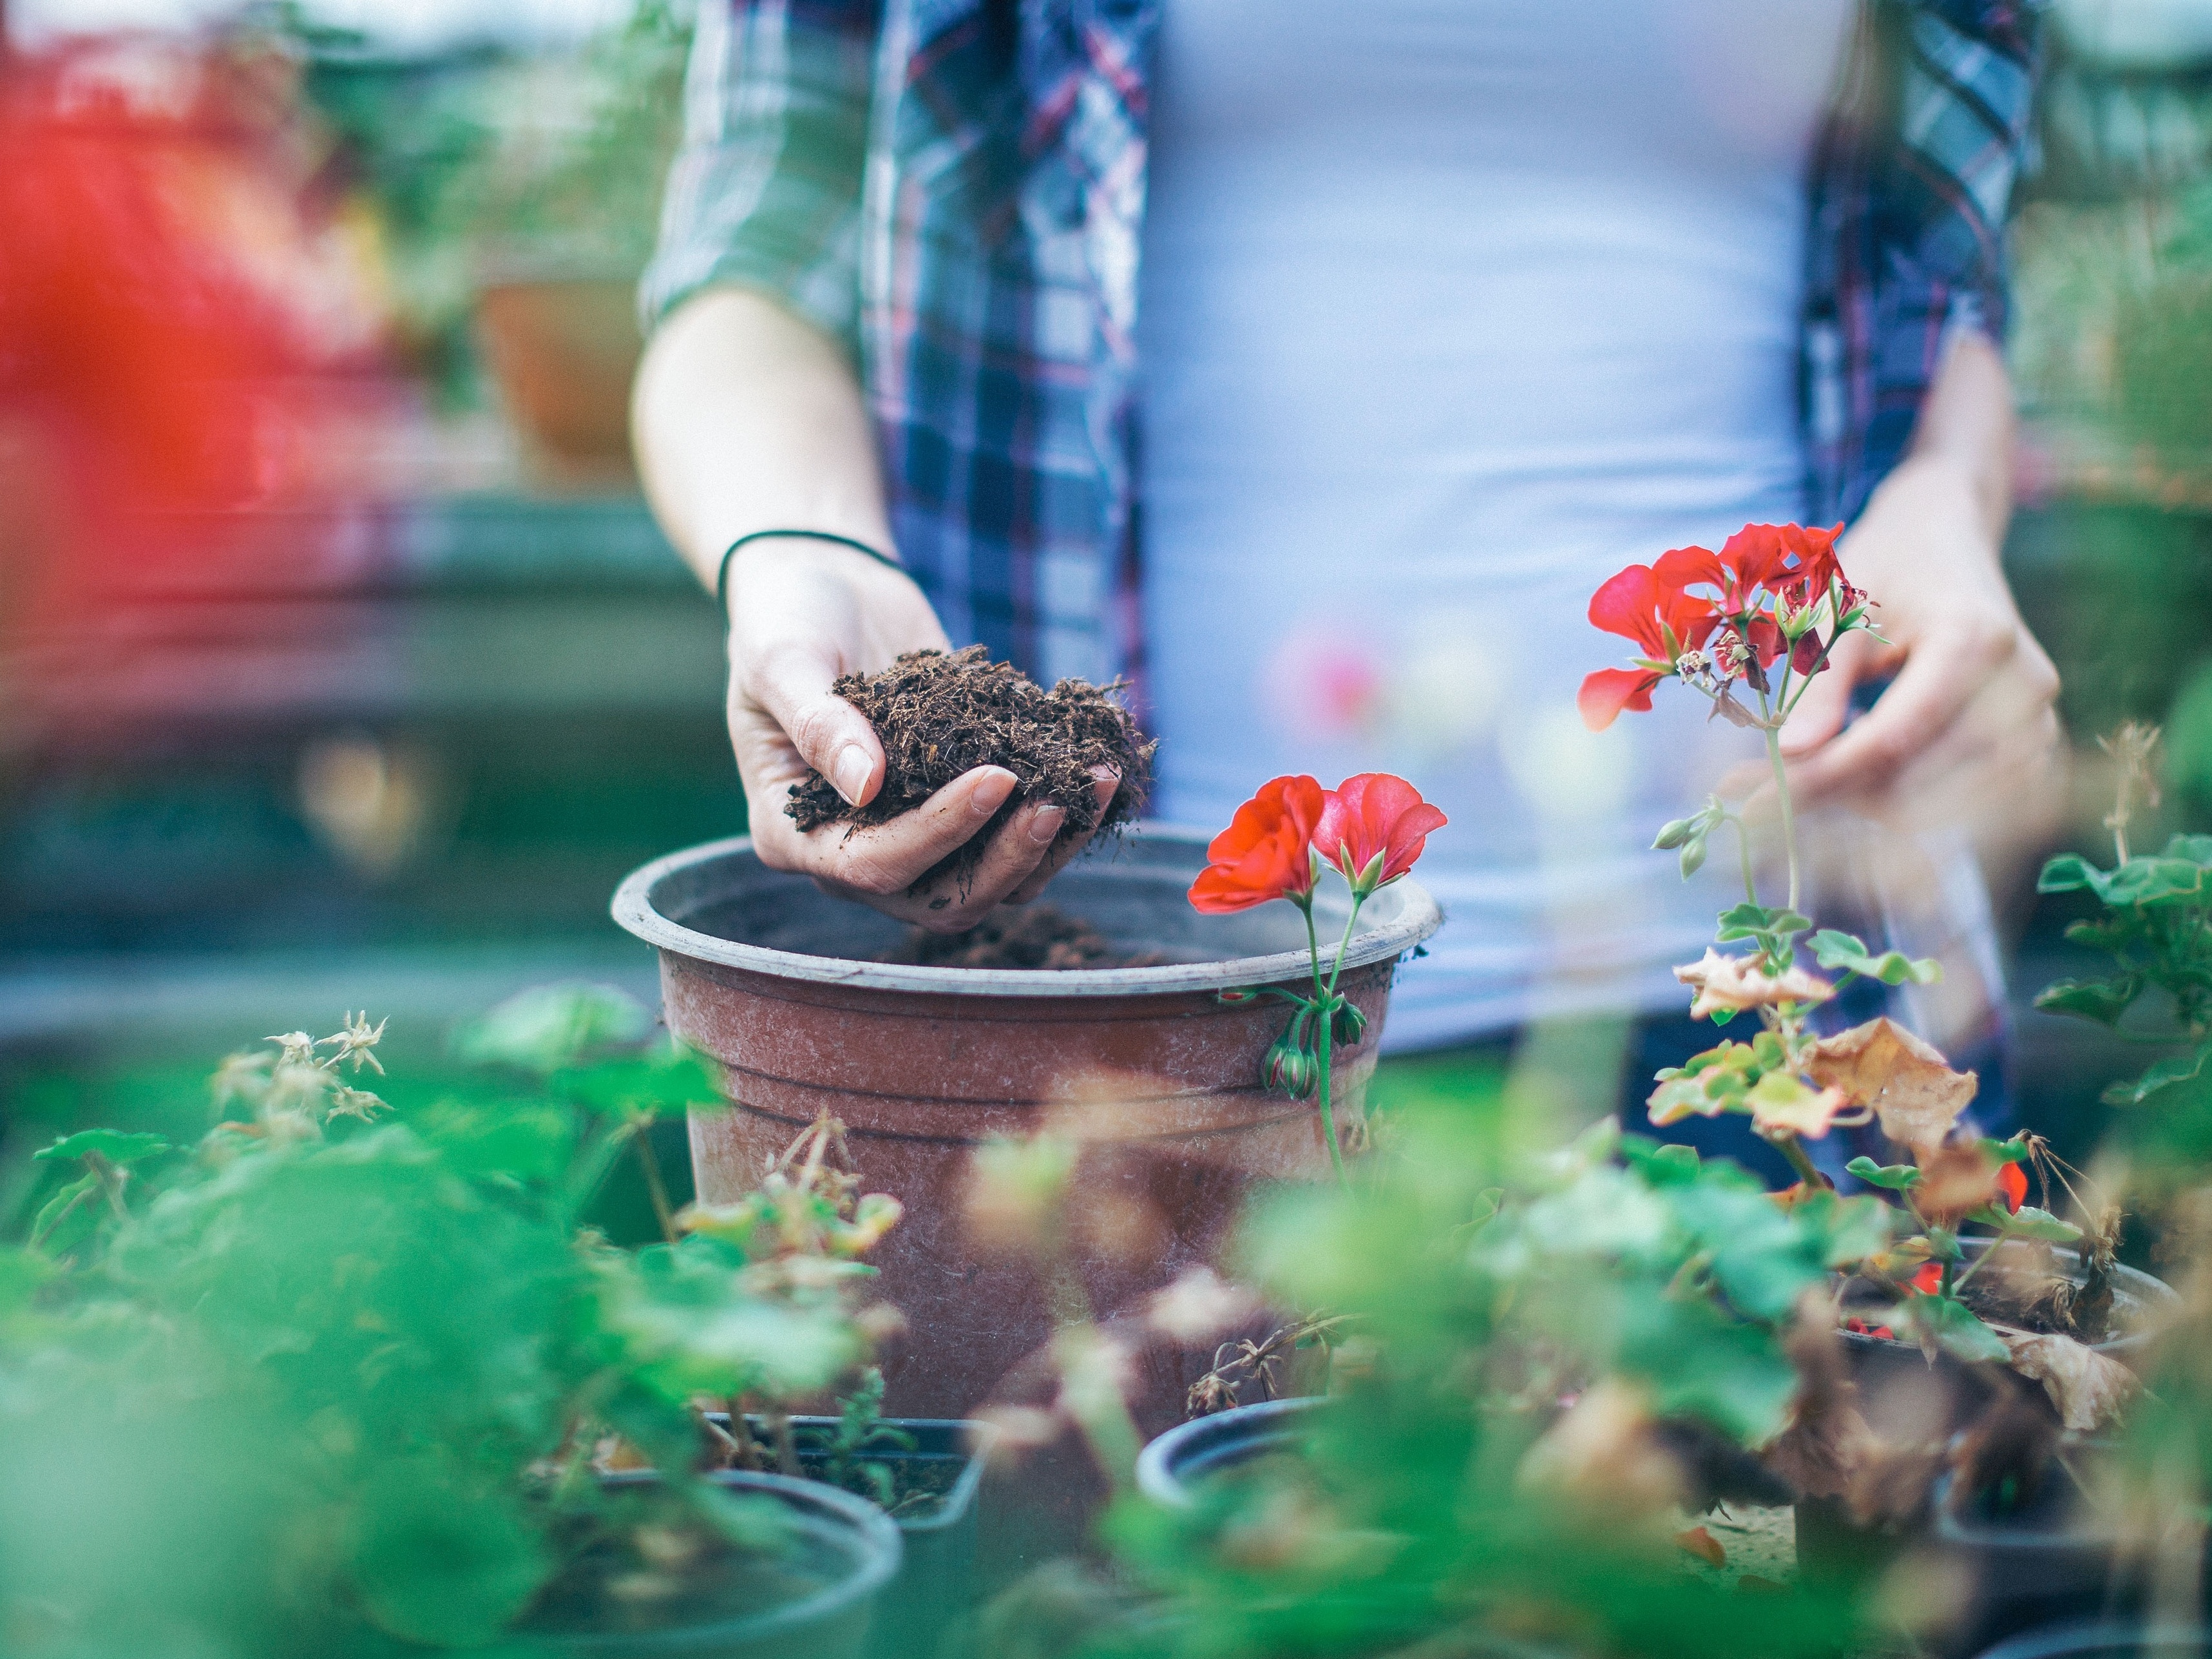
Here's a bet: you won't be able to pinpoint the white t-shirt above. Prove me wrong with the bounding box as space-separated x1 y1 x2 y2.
1138 0 1857 1048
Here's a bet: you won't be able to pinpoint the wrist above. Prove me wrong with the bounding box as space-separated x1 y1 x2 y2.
716 528 901 622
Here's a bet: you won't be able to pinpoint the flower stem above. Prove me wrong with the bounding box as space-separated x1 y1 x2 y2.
1301 896 1352 1194
1768 1130 1824 1189
1728 814 1758 906
1764 725 1800 915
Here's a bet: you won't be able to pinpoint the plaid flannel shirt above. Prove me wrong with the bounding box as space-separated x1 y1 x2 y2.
644 0 2043 689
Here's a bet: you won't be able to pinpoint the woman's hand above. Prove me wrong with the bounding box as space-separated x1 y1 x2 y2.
727 537 1118 930
1773 336 2064 848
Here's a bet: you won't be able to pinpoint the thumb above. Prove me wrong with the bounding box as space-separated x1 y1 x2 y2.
746 638 886 808
1777 631 1866 758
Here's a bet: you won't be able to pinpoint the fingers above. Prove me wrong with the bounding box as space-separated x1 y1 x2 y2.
1777 631 1870 759
1003 767 1122 906
1782 617 2023 808
746 638 884 809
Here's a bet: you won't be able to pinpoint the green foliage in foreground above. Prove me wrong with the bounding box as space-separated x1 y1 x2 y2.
1053 1111 1886 1659
0 988 866 1658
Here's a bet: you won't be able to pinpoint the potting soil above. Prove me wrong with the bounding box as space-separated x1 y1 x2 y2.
786 646 1155 892
877 903 1168 970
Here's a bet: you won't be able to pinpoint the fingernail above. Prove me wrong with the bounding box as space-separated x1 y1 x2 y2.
1027 805 1066 847
833 745 872 805
971 769 1018 817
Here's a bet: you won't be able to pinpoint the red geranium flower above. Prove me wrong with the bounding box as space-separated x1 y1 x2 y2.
1997 1161 2028 1214
1909 1262 1943 1296
1656 523 1842 617
1577 563 1720 731
1315 773 1447 896
1188 775 1328 914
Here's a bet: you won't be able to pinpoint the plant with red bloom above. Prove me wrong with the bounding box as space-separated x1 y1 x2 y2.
1188 776 1327 914
1315 773 1449 897
1190 772 1445 1189
1594 524 2105 1374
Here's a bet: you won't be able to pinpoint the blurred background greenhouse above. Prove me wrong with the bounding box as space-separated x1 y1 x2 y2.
10 0 2212 1194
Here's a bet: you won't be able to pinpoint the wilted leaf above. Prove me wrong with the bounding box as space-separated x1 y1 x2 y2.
1804 1018 1976 1150
1998 1330 2137 1431
1673 950 1834 1020
1913 1143 2005 1225
1743 1073 1849 1139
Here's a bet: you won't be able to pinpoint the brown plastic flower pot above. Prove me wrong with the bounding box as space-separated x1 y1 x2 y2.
611 825 1441 1423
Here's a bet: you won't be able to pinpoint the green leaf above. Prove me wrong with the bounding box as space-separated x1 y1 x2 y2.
1983 1136 2030 1165
347 1461 549 1647
2064 915 2145 952
1791 1189 1894 1269
1903 1290 2012 1364
1845 1156 1923 1192
2102 1046 2212 1108
28 1173 98 1251
2037 853 2099 895
1623 1138 1702 1185
2034 975 2145 1027
2165 833 2212 865
1810 930 1942 986
1715 903 1813 942
453 981 651 1074
32 1129 170 1166
1997 1205 2084 1244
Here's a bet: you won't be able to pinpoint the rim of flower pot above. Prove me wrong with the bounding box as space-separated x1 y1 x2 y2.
1932 1468 2125 1551
1135 1396 1333 1510
703 1414 998 1535
611 824 1443 999
1968 1621 2210 1659
537 1470 902 1652
1838 1238 2179 1359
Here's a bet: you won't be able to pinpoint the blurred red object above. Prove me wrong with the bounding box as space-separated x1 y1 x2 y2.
0 30 392 632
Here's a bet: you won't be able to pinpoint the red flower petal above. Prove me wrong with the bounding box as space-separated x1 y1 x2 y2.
1587 564 1670 654
1910 1262 1943 1296
1188 775 1326 913
1997 1161 2028 1214
1315 773 1448 890
1578 667 1659 731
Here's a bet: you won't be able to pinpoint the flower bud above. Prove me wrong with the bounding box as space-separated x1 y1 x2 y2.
1264 1033 1321 1100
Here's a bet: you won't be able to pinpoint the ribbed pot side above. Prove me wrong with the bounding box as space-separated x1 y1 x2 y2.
614 828 1442 1424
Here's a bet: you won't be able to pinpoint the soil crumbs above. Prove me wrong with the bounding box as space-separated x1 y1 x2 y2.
877 903 1168 970
786 646 1156 892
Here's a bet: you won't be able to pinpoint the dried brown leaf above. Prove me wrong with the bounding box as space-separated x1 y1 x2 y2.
1675 1526 1726 1568
1804 1017 1977 1150
1673 949 1835 1020
1998 1328 2139 1432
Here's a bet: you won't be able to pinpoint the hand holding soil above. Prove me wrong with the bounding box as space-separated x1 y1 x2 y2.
725 539 1128 929
787 646 1153 920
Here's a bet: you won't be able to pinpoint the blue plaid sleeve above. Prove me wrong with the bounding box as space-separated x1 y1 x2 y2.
638 0 880 352
1806 0 2043 523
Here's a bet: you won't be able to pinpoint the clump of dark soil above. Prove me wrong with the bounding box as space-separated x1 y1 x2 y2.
877 903 1168 970
786 646 1155 891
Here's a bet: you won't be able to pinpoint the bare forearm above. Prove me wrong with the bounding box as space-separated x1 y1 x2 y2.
631 286 893 593
1880 329 2014 548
